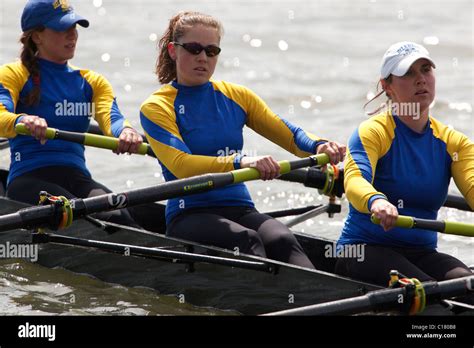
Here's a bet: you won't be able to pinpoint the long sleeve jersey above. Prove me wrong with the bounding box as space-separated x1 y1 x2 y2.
338 111 473 249
0 59 131 184
140 80 327 224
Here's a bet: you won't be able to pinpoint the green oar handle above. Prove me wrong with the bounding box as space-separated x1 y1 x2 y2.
371 214 474 237
232 154 330 183
15 123 154 157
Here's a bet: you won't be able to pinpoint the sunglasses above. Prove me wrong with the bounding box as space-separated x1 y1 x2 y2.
173 42 221 57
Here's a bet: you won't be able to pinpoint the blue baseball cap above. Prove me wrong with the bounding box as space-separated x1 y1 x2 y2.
21 0 89 32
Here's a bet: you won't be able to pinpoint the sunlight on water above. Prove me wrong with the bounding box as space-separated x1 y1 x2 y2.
0 0 472 315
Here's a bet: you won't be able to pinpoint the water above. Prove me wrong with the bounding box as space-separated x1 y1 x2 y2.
0 0 472 315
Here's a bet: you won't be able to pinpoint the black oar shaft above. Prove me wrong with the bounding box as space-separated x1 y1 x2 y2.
0 205 56 231
280 168 472 211
263 276 474 316
34 233 272 272
0 155 326 232
0 139 9 150
445 194 472 211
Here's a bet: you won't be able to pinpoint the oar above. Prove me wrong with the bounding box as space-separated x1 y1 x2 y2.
0 138 8 150
0 154 329 232
444 194 473 212
15 123 156 157
262 275 474 315
88 123 149 144
371 215 474 237
32 233 274 273
279 167 473 212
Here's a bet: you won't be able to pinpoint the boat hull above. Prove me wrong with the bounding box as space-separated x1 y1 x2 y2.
0 197 381 314
0 198 468 315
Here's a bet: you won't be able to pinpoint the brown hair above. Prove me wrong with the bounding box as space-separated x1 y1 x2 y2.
155 12 223 84
363 76 392 116
20 27 44 106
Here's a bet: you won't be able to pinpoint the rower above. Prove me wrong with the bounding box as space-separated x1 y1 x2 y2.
0 0 143 226
140 11 346 268
335 41 473 285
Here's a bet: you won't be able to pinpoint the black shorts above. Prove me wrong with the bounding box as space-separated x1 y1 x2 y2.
335 243 472 286
167 206 315 268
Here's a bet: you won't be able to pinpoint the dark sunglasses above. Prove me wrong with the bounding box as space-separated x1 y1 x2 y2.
173 42 221 57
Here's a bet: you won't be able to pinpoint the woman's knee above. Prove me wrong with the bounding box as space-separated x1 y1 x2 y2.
444 267 473 280
265 230 299 251
237 228 266 257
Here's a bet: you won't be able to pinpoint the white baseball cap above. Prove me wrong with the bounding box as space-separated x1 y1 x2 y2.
380 41 436 79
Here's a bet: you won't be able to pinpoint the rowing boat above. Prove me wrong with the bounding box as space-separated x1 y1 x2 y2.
0 132 472 316
0 184 471 315
0 193 378 314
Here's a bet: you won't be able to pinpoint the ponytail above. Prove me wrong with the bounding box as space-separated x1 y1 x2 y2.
363 76 392 116
155 12 223 84
19 28 44 106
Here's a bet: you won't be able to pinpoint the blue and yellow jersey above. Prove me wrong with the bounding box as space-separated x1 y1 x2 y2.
339 111 474 249
0 59 131 184
140 80 326 223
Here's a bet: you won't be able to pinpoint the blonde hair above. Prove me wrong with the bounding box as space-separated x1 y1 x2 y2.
155 11 223 84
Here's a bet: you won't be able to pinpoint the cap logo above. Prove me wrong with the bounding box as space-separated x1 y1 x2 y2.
53 0 70 12
396 44 419 57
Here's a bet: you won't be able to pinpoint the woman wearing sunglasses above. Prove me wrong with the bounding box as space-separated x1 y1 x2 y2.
335 42 473 286
140 11 346 268
0 0 142 225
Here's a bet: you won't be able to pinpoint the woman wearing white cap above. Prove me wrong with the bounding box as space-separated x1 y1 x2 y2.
0 0 142 225
335 41 473 286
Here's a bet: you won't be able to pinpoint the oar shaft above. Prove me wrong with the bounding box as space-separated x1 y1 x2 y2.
15 123 155 157
0 139 8 150
0 154 328 232
34 233 272 272
263 276 474 316
371 215 474 237
445 194 472 212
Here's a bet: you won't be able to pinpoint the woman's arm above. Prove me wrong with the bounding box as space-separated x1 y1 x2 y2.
140 99 242 179
0 63 31 138
82 70 142 153
449 132 474 210
344 116 393 213
219 83 345 163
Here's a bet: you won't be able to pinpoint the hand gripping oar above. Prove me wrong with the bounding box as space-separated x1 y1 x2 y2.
15 123 156 157
371 215 474 237
0 154 329 232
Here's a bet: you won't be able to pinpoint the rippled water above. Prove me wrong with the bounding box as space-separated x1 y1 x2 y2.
0 0 472 315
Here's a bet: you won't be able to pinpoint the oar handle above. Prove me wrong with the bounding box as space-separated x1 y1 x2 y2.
231 154 330 183
15 123 155 157
371 214 474 237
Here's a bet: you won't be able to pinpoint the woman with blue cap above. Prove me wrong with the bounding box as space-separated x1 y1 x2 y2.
335 41 473 286
0 0 143 225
